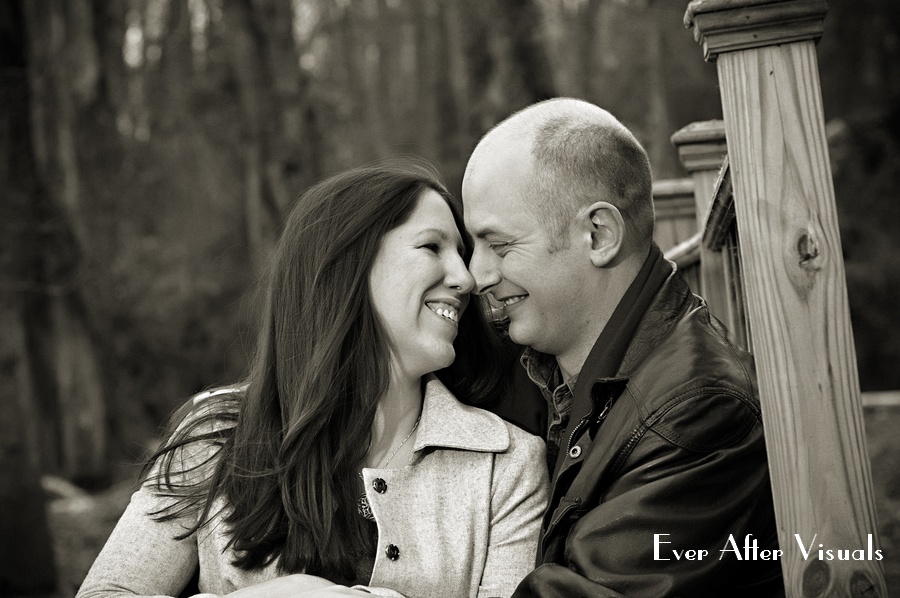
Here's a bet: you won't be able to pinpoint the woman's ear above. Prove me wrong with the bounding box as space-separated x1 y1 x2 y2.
577 201 624 267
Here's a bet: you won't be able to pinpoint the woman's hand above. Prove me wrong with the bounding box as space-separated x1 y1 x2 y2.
224 574 372 597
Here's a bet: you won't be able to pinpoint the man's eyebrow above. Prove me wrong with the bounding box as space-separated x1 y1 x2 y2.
472 228 500 240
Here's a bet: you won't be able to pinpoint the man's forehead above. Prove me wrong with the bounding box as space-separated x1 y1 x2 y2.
475 130 531 166
462 195 502 231
463 186 534 240
464 141 533 195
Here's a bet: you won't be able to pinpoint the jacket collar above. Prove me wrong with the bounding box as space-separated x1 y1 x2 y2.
617 256 695 377
412 375 510 454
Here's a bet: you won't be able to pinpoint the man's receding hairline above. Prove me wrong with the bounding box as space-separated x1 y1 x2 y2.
468 98 630 176
498 98 625 141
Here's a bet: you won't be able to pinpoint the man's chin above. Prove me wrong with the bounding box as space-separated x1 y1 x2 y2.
507 322 539 350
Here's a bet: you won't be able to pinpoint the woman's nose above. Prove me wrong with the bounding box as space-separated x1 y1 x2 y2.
447 254 475 294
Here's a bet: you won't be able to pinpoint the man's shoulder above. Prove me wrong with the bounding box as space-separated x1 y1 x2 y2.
624 302 763 450
633 296 756 393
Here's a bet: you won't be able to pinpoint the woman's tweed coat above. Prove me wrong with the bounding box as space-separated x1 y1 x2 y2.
76 376 549 598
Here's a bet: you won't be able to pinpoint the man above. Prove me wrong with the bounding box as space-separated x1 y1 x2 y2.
462 98 784 597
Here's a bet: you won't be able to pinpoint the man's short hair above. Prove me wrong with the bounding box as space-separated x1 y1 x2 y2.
487 99 654 253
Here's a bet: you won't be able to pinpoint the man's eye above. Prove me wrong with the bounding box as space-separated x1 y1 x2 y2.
489 242 509 254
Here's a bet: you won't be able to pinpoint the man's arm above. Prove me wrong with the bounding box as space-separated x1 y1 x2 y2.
514 393 781 598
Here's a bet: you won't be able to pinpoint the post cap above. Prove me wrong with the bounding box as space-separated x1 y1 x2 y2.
685 0 828 61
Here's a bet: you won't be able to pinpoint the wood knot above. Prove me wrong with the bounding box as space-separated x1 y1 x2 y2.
850 571 879 598
802 559 830 596
797 230 822 271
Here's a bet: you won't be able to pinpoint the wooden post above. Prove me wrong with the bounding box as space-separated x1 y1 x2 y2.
670 121 732 325
651 177 696 253
686 1 887 597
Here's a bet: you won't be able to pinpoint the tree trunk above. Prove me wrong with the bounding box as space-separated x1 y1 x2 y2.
21 0 109 484
0 304 57 594
0 1 58 592
222 0 277 272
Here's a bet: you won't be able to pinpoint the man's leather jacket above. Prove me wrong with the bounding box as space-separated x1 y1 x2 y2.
513 263 784 598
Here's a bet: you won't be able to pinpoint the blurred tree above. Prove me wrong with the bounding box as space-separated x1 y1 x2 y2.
4 2 900 594
0 0 60 593
4 0 898 500
817 0 900 391
2 0 111 486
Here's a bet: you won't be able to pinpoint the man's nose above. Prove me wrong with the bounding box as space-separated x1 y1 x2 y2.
468 245 501 296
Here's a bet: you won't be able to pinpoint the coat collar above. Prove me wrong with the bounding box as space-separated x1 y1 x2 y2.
412 375 510 454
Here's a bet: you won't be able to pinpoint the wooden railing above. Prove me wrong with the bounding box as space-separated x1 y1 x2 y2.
651 177 700 293
656 151 751 351
648 2 888 595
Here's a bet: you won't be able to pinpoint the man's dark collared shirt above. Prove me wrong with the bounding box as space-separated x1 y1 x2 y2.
520 348 574 474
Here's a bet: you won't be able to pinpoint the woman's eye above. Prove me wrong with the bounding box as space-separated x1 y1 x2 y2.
421 243 440 253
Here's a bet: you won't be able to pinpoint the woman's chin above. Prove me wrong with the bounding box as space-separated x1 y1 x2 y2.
436 351 456 371
413 348 457 377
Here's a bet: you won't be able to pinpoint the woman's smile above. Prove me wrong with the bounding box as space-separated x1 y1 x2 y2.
425 299 463 324
369 189 475 379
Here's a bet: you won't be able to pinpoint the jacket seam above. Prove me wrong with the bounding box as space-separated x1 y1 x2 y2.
649 386 761 425
642 387 760 452
703 307 757 392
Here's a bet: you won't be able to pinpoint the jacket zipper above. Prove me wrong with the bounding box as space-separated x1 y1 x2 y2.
566 397 614 453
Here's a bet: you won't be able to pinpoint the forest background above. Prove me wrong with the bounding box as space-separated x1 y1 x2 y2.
1 0 899 595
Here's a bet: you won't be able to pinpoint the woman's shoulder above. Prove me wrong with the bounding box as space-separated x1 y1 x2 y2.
172 384 244 436
146 384 244 489
487 414 549 499
497 418 546 461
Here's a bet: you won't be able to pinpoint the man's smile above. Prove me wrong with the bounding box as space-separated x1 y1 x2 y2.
499 294 527 307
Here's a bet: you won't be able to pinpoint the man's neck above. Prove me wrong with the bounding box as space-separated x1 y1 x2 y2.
553 244 651 383
556 357 581 385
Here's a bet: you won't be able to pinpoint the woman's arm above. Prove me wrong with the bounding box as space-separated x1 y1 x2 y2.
75 484 204 598
477 429 549 598
77 392 229 598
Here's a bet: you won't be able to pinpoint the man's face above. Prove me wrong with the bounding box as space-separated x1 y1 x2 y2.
462 145 596 363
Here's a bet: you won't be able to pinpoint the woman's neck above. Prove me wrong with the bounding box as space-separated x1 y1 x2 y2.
366 373 423 469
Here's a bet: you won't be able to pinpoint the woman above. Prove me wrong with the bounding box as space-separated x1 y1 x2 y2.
76 160 549 598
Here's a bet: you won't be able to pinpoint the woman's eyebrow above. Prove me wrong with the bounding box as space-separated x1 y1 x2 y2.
416 227 465 251
416 227 452 240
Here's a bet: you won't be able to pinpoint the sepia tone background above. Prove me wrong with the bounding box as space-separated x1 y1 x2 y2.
1 0 898 595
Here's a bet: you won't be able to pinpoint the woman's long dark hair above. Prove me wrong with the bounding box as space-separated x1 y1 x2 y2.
145 159 510 583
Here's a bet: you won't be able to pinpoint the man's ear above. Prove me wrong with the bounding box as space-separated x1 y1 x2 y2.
577 201 624 267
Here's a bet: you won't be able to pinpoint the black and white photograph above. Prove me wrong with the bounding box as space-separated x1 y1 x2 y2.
1 0 898 596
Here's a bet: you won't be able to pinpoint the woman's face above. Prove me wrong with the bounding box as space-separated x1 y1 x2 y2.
369 189 475 381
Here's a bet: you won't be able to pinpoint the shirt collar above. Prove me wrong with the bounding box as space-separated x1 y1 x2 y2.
520 348 577 394
412 375 510 454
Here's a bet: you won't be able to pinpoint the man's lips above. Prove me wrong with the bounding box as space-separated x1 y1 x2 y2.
497 294 527 308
